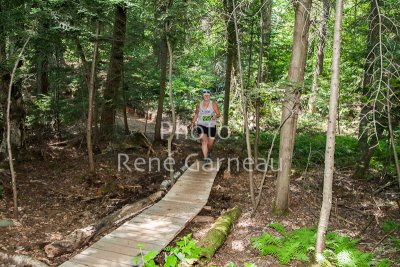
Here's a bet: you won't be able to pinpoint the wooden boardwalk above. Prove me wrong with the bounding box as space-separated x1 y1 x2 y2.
59 160 220 267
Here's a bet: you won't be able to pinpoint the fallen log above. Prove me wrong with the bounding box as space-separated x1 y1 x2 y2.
0 252 49 267
44 190 164 258
198 206 241 262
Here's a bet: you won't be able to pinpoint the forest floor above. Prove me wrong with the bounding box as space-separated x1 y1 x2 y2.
0 115 399 267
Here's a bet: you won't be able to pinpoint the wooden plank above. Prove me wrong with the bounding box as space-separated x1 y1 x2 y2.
121 220 182 232
91 241 144 257
58 260 89 267
108 230 175 246
117 223 181 236
80 247 135 266
136 213 189 224
163 194 211 204
94 236 164 253
131 213 188 225
165 189 211 199
69 253 132 267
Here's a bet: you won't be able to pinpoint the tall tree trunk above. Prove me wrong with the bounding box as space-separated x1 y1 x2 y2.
166 31 176 183
308 0 330 113
315 0 343 256
87 21 100 173
154 35 168 141
254 0 273 165
100 4 127 136
0 2 7 159
154 0 173 141
6 38 30 219
222 0 237 128
36 19 50 95
353 0 380 180
274 0 312 215
36 53 49 95
232 0 255 207
262 0 273 82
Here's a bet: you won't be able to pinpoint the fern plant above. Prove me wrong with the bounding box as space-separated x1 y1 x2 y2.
251 223 392 266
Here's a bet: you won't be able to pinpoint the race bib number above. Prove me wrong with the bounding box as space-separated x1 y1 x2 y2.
202 115 212 121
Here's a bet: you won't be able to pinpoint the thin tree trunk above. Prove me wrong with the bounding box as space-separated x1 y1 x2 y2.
37 53 49 94
315 0 343 255
222 0 237 129
246 18 255 88
254 100 260 165
122 76 130 135
0 6 6 160
100 4 127 136
154 35 168 141
6 38 30 219
123 105 130 135
87 21 100 173
232 0 255 207
387 86 400 188
75 37 91 90
274 0 312 215
166 31 176 183
154 0 173 141
308 0 330 113
262 0 273 82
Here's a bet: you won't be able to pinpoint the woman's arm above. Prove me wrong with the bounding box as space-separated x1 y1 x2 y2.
192 104 200 125
212 101 221 120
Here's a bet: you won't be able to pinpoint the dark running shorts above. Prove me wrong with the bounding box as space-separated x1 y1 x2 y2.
196 125 217 138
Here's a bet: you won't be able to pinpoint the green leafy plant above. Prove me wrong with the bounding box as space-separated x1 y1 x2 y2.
251 223 392 266
164 233 203 267
132 244 158 267
132 234 203 267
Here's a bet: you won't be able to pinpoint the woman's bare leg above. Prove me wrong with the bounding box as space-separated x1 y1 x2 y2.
207 138 215 156
201 133 208 159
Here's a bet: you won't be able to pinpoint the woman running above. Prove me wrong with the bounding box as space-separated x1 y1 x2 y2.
191 89 221 162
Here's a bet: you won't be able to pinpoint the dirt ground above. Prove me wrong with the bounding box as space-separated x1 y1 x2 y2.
0 118 399 266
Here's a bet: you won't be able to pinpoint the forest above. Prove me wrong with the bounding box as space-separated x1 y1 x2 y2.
0 0 399 266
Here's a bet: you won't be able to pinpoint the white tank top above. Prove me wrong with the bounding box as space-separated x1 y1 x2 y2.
198 100 216 127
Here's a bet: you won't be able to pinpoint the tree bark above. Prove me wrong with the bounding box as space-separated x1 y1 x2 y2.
87 21 100 173
274 0 312 215
222 0 237 128
315 0 343 256
308 0 330 113
154 0 173 141
100 4 127 137
353 0 380 180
